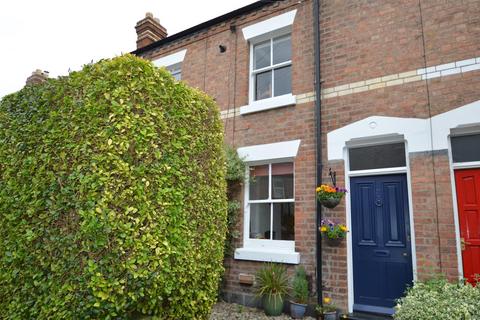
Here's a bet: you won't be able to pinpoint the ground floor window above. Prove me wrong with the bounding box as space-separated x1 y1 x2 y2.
248 162 294 241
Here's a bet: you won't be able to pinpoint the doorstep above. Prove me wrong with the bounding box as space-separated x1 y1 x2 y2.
340 312 393 320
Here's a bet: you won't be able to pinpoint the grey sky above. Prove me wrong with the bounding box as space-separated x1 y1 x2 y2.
0 0 257 98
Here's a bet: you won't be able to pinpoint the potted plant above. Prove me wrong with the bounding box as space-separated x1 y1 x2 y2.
290 266 309 319
255 263 289 316
319 219 348 246
315 297 337 320
316 184 347 209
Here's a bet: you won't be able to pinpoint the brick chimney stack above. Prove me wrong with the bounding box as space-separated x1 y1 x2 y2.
135 12 167 49
26 69 49 86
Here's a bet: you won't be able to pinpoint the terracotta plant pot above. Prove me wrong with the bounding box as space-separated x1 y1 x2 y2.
320 197 341 209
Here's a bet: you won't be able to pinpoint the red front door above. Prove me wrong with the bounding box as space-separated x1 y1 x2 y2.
455 169 480 285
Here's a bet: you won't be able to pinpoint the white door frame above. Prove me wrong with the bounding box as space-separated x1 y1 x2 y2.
447 133 480 281
345 141 417 314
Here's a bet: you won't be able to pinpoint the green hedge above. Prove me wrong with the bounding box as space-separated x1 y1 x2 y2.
394 278 480 320
0 55 227 319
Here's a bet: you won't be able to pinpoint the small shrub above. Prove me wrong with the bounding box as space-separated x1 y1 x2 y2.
255 263 289 299
291 266 309 304
394 278 480 320
0 54 227 319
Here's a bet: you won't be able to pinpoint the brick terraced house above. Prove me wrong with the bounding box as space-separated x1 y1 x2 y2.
132 0 480 317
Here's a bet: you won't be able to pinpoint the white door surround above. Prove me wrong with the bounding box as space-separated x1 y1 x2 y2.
327 100 480 313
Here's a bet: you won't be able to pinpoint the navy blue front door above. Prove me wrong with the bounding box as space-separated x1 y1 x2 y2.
351 174 413 315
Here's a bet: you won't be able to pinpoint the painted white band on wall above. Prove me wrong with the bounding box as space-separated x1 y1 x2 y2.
327 100 480 160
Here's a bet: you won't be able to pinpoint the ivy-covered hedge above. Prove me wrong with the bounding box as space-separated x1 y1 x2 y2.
0 55 227 319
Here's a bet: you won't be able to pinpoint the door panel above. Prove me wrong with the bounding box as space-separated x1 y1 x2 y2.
455 169 480 285
351 174 413 315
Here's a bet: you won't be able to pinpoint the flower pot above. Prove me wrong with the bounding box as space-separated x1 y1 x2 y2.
263 294 284 316
290 301 307 319
320 197 341 209
323 311 337 320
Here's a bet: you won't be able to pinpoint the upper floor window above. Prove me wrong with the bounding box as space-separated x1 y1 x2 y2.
240 9 297 115
165 63 182 81
252 35 292 101
153 49 186 81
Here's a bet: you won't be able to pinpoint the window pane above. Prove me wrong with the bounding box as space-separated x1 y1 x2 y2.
273 35 291 65
272 163 294 199
255 71 272 101
166 63 181 80
254 41 271 70
250 203 271 239
349 143 406 171
273 203 294 240
274 66 292 97
451 134 480 163
171 71 181 81
249 165 268 200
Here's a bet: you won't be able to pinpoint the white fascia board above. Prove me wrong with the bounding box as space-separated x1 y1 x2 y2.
237 139 301 164
153 49 187 68
242 9 297 41
234 248 300 264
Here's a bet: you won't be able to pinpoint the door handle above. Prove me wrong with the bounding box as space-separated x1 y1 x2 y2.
461 238 471 251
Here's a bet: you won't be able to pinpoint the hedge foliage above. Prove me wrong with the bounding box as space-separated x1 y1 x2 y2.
0 54 227 319
394 278 480 320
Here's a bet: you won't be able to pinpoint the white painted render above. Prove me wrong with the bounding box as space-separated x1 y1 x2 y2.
241 9 297 42
239 93 296 115
237 139 301 164
328 99 480 160
152 49 187 68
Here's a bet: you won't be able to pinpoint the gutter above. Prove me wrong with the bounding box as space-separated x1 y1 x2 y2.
313 0 323 306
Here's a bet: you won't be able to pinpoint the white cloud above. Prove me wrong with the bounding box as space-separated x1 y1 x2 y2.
0 0 256 98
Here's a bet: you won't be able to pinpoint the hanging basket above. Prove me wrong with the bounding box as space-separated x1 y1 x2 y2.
325 237 343 247
320 197 341 209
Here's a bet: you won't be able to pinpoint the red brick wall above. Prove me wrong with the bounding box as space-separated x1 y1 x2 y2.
136 0 480 313
139 0 319 307
320 0 480 311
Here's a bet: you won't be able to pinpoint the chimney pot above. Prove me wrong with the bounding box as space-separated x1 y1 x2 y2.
26 69 49 86
135 12 167 49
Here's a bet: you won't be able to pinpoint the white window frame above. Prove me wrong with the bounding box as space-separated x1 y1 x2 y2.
240 10 297 115
153 49 187 80
234 140 301 264
166 63 182 81
246 162 295 238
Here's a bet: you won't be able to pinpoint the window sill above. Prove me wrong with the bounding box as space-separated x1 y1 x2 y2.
234 247 300 264
240 94 296 115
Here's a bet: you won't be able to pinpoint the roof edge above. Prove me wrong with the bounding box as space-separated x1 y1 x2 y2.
131 0 269 55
